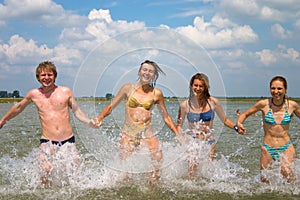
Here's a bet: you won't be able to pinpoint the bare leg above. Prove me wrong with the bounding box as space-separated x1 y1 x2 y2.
144 136 162 188
281 144 296 183
209 144 216 161
260 146 273 183
186 141 199 179
188 159 199 179
119 134 135 160
119 134 136 181
39 145 53 186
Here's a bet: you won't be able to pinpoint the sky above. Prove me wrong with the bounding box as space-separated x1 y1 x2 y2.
0 0 300 98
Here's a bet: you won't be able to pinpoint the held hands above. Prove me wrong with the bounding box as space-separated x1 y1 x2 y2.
88 118 99 128
236 122 246 135
88 118 103 128
92 117 102 127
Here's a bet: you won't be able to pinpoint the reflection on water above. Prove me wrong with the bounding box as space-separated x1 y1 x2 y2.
0 101 300 199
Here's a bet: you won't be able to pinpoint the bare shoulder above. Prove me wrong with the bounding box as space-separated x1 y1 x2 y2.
153 88 163 98
154 87 162 94
122 83 133 91
54 87 74 102
209 96 220 105
26 88 40 98
245 99 269 114
117 83 133 96
180 99 188 108
58 86 72 92
153 88 164 103
255 98 269 107
288 99 300 108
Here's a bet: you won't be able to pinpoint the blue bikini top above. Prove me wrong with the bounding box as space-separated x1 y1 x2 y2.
187 100 215 123
264 99 291 125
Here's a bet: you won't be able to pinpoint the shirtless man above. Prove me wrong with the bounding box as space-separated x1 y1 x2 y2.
0 61 97 185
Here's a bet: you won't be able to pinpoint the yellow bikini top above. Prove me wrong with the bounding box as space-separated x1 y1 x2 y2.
126 95 154 110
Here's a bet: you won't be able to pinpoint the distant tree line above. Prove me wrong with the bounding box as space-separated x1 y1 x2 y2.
105 93 113 98
0 90 21 98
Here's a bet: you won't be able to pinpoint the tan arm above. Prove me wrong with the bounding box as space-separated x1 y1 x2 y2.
156 89 179 136
0 93 32 129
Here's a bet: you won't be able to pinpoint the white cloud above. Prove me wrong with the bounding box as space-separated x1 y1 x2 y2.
175 15 258 48
278 44 299 61
286 48 299 61
85 9 145 41
219 0 260 17
0 1 299 97
58 27 97 51
260 6 285 22
271 23 292 39
209 49 247 71
52 44 82 65
256 49 277 66
0 35 50 64
88 9 112 23
0 34 83 75
255 45 299 66
0 0 61 19
211 15 235 28
0 35 52 75
218 0 300 23
261 0 300 11
59 28 95 41
0 0 85 27
0 7 146 81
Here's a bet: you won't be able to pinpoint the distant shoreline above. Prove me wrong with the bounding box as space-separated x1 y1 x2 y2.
1 97 299 103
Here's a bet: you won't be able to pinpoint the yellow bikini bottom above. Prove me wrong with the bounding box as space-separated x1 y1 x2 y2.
122 123 151 147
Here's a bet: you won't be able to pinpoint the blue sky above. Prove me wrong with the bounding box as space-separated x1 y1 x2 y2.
0 0 299 98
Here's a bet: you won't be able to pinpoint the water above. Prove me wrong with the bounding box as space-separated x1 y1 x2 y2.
1 100 300 199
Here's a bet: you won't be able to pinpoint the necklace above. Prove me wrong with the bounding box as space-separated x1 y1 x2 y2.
272 98 284 107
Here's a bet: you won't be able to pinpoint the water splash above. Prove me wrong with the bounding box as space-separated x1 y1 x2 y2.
1 126 300 198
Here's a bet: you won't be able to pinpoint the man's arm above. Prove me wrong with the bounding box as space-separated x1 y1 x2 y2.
68 89 97 128
0 94 32 129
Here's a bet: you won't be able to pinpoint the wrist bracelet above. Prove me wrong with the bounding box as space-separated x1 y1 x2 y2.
233 125 238 132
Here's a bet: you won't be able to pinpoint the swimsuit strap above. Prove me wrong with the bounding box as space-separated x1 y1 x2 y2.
188 98 210 112
187 100 191 113
282 100 291 124
126 84 155 110
264 98 291 125
207 99 212 110
187 98 214 123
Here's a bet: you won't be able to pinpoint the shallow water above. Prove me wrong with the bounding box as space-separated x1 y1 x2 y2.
1 101 300 199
